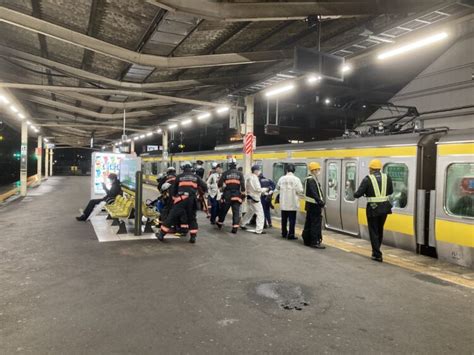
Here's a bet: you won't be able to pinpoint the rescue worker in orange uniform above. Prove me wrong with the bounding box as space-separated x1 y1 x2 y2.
354 159 394 262
157 161 207 243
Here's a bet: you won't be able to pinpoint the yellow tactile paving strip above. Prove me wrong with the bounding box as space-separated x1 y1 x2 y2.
272 221 474 290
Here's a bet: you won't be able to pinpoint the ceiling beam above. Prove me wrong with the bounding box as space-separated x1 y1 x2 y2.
0 7 291 69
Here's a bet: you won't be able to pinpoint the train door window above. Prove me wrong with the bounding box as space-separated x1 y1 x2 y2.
383 163 408 208
344 162 357 202
445 163 474 218
273 163 285 183
273 163 307 183
294 164 308 183
327 163 338 200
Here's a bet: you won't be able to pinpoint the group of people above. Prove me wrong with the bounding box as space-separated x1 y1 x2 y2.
77 157 393 262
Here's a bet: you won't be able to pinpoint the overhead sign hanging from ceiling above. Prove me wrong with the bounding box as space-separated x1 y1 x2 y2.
293 47 345 82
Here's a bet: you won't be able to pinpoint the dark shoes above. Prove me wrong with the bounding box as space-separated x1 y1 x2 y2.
189 235 196 243
231 227 238 234
216 222 223 230
157 233 165 242
287 236 298 240
371 256 383 262
310 244 326 249
76 215 86 221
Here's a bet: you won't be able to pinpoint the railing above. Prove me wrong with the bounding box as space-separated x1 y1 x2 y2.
0 175 39 202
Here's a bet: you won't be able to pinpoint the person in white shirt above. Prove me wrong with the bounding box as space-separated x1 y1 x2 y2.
240 165 266 235
206 162 222 225
275 164 304 240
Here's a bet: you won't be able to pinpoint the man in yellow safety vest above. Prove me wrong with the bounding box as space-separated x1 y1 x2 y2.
302 162 326 249
354 159 394 262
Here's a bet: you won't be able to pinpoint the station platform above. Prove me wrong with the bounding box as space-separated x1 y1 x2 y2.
1 177 473 354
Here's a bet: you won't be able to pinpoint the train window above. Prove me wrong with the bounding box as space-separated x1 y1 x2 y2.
327 163 338 200
273 163 286 183
383 163 408 208
294 164 308 183
344 162 357 202
273 163 307 183
151 162 158 175
445 163 474 218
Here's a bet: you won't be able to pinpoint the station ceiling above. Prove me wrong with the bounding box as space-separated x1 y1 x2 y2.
0 0 471 149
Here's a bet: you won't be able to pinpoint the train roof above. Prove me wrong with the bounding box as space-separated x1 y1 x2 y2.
438 128 474 144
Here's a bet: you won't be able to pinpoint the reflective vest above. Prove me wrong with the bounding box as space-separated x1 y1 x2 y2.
367 173 389 203
303 175 323 204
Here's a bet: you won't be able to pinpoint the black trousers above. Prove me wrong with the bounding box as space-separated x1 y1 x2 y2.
281 210 297 238
302 205 322 246
83 198 104 218
218 199 241 227
261 197 272 226
367 214 388 258
161 198 198 236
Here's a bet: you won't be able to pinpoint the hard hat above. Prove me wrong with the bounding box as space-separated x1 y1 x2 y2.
228 157 237 164
369 159 382 170
166 166 176 173
181 161 192 170
251 165 261 173
211 162 218 169
308 162 321 171
161 182 171 192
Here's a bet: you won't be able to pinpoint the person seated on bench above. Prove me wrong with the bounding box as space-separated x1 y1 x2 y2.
76 173 123 221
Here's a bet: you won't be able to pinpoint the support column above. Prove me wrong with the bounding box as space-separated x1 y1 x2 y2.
243 95 255 177
37 135 42 183
45 148 49 179
49 149 53 176
20 120 28 196
162 129 169 169
130 140 135 154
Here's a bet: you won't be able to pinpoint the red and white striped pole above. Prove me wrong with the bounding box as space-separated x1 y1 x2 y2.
243 95 254 177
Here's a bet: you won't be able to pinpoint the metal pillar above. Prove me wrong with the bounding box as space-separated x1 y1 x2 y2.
130 140 135 154
37 135 42 183
243 95 255 177
162 129 169 169
44 148 49 179
49 149 53 176
20 120 28 196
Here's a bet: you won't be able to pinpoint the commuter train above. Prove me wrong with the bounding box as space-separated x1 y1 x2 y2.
142 129 474 268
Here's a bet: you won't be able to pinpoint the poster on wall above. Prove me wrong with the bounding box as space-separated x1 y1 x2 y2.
91 152 125 199
119 157 142 191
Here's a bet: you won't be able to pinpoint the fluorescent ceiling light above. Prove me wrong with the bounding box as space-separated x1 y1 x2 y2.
146 132 153 137
126 139 131 143
44 138 49 143
33 128 39 133
31 125 36 130
377 32 448 60
133 136 139 141
0 95 9 104
18 113 25 119
307 75 322 84
216 106 229 114
197 112 211 120
265 83 295 98
139 134 145 139
341 64 352 73
181 118 193 126
324 98 331 105
168 123 178 129
26 120 31 125
102 146 105 149
156 128 162 134
9 105 18 113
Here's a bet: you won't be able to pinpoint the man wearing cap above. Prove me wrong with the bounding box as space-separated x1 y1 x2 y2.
302 162 326 249
240 165 266 235
354 159 393 262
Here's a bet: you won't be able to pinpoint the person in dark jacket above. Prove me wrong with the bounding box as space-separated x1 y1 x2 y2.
259 173 275 228
157 161 208 243
195 160 205 179
354 159 394 262
157 166 176 191
216 157 245 234
76 173 122 221
302 162 326 249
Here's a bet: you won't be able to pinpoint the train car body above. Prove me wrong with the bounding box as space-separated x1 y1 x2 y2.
141 128 473 268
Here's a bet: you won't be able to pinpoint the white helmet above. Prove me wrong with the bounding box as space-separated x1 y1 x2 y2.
211 162 218 169
228 157 237 166
161 182 171 192
181 161 192 170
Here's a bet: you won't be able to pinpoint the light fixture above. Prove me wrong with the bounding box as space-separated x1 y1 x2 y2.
324 98 331 105
168 123 178 130
181 118 193 126
126 139 132 143
102 146 105 150
44 138 49 143
156 128 162 134
341 64 352 73
139 134 145 139
197 112 211 120
362 104 367 108
0 95 9 104
146 132 153 137
18 113 25 119
9 105 18 113
133 136 139 141
307 74 322 84
265 83 295 98
216 106 229 114
26 120 31 125
377 32 448 60
31 125 36 130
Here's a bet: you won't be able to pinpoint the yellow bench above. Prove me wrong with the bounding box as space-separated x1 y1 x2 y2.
142 203 160 233
107 197 134 234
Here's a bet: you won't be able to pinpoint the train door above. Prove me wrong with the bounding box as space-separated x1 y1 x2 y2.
325 159 359 235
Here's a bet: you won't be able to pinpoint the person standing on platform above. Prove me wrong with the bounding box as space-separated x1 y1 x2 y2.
207 163 222 224
195 160 205 179
76 173 122 221
302 162 326 249
157 162 207 244
259 173 275 228
275 164 303 240
354 159 393 262
216 158 245 234
240 165 266 235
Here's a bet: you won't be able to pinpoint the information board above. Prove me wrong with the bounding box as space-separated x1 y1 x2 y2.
119 157 142 191
90 152 125 199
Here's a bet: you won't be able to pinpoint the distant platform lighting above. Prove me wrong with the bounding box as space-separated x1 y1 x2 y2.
181 118 193 126
197 112 211 120
168 123 178 130
0 95 9 104
18 113 25 119
26 120 31 125
307 75 322 84
156 128 163 134
133 136 139 141
341 64 352 73
9 105 18 113
216 106 229 114
265 83 295 98
101 146 105 150
146 132 153 137
324 98 331 105
139 134 145 139
377 32 448 60
44 138 49 143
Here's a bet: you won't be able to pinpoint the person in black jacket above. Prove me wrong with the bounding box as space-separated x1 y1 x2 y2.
195 160 205 179
216 157 245 234
157 161 208 243
302 162 326 249
354 159 394 262
157 166 176 192
76 173 122 221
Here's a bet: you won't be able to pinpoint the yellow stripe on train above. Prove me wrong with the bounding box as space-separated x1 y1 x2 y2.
357 208 414 236
435 219 474 248
438 143 474 156
292 146 417 159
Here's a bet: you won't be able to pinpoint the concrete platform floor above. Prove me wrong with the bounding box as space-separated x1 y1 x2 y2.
0 177 473 354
